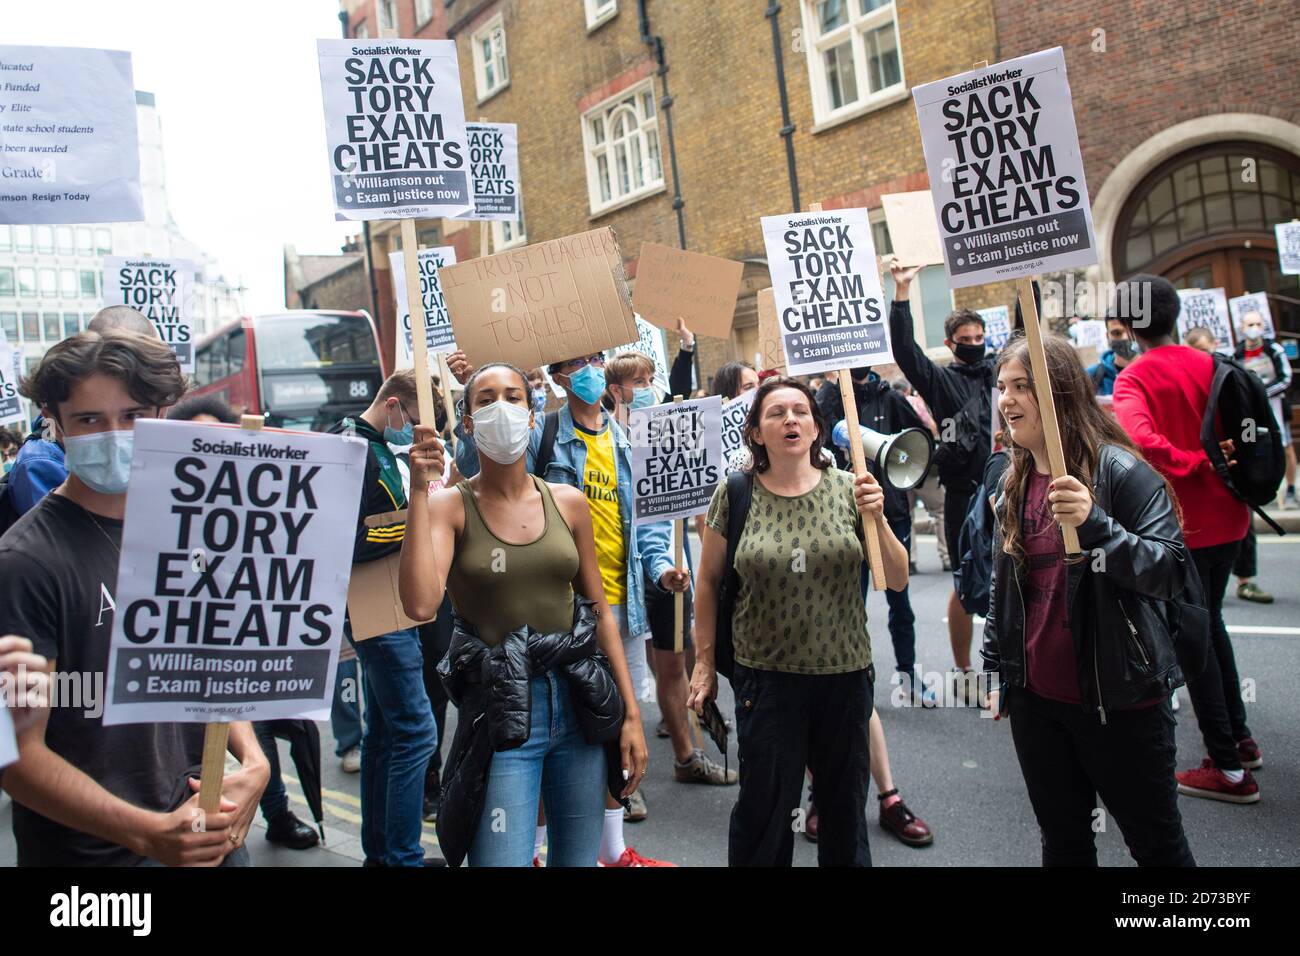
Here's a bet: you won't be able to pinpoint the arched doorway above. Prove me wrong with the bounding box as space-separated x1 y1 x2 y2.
1112 142 1300 342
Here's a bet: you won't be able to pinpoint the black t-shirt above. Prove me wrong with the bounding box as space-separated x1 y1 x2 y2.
0 493 205 866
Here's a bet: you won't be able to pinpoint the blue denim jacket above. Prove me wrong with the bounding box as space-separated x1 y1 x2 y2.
455 404 673 637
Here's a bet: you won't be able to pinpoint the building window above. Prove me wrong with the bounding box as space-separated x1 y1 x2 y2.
76 228 93 254
0 268 13 298
36 226 54 253
56 227 74 254
582 80 664 214
42 312 59 342
95 228 113 255
13 226 33 252
0 226 10 252
493 203 527 251
0 312 17 342
585 0 617 30
415 0 435 29
60 269 78 298
62 312 79 338
18 269 36 297
802 0 904 126
378 0 396 32
39 269 58 299
80 270 98 298
353 19 369 39
22 312 39 342
471 13 509 102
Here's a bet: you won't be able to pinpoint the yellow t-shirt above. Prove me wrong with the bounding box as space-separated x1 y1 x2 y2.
574 423 627 606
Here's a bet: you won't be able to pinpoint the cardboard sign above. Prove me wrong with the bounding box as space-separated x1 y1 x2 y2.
0 45 142 224
317 38 472 221
913 47 1097 289
880 191 945 268
629 395 722 523
1276 221 1300 275
631 242 743 340
979 304 1013 352
346 509 433 641
101 257 195 372
1229 291 1276 340
440 226 637 370
0 340 23 426
761 208 890 376
609 314 671 395
390 245 458 366
455 122 520 221
1071 318 1108 353
1177 288 1233 353
720 389 756 473
102 420 367 725
755 287 786 372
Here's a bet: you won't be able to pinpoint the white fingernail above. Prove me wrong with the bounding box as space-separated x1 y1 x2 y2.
622 769 630 780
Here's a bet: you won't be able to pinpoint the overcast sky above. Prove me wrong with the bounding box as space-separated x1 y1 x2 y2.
9 0 359 313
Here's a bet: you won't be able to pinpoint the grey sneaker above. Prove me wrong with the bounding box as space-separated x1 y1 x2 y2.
674 749 738 785
340 746 361 774
624 788 648 822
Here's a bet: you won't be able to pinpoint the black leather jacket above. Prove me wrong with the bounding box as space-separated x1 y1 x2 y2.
982 444 1190 721
435 596 625 866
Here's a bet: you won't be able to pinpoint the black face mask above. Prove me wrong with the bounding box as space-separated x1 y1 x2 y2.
952 342 986 365
1111 339 1136 361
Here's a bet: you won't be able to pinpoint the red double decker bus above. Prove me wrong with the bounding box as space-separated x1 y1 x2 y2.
190 310 388 432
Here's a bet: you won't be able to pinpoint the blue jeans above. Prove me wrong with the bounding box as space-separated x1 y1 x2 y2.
859 515 917 674
331 657 363 756
467 672 606 867
254 722 289 821
353 627 437 866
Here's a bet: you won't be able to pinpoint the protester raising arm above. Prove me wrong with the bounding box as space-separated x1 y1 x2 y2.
669 318 695 400
399 425 452 622
888 262 954 412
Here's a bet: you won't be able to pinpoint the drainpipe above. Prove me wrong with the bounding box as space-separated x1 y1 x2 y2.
766 2 800 211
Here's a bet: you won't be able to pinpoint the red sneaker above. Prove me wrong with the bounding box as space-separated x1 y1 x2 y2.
600 846 677 867
532 855 543 867
1176 758 1260 804
879 791 934 847
1237 738 1262 770
804 801 819 843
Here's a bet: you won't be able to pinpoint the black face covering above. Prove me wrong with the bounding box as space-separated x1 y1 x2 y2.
952 342 986 365
1111 338 1136 361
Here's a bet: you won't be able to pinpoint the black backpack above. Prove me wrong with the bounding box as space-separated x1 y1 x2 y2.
932 384 988 477
1202 353 1287 534
714 470 754 683
533 410 561 478
954 478 995 617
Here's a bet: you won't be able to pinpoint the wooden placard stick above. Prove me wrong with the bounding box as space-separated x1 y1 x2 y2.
1016 277 1083 557
672 393 686 653
806 201 887 591
198 411 266 813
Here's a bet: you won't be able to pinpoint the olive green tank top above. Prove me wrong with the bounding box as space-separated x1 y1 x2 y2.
446 476 579 646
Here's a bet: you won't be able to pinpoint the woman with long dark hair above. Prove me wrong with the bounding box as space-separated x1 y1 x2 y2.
983 334 1195 866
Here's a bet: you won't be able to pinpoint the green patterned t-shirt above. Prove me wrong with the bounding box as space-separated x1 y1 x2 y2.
707 468 871 675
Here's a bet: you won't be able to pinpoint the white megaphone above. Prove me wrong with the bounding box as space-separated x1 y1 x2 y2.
832 421 933 490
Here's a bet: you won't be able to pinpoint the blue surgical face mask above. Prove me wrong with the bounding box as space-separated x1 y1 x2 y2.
565 364 606 406
2 459 12 475
63 429 135 494
384 402 414 446
629 386 658 410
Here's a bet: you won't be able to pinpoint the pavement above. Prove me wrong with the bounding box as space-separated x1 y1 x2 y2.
3 530 1298 868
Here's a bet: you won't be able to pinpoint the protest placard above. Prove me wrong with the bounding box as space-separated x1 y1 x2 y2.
720 389 756 473
1071 318 1107 353
755 287 786 373
1276 221 1300 275
440 226 638 370
913 47 1097 289
0 339 23 426
631 242 743 340
609 314 671 394
101 257 195 372
979 305 1013 352
0 45 142 224
102 419 367 725
0 704 16 771
629 395 723 524
454 122 520 221
317 38 472 221
761 207 890 376
390 245 457 366
1229 291 1276 340
880 191 945 268
1177 288 1233 352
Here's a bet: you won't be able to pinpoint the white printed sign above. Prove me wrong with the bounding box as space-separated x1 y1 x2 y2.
317 39 472 221
761 208 890 376
719 389 756 474
979 305 1012 352
609 314 670 396
629 396 723 523
456 122 520 221
390 246 458 365
0 340 23 426
1276 221 1300 275
0 704 15 771
101 257 196 372
0 45 143 224
103 419 367 725
1229 292 1275 340
913 47 1097 289
1071 319 1108 353
1177 288 1233 353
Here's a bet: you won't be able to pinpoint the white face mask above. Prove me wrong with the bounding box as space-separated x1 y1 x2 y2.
470 400 533 465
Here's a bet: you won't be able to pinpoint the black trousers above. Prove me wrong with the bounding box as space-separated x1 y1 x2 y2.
729 662 873 867
1231 525 1256 579
419 595 453 785
1187 540 1252 769
1009 688 1195 867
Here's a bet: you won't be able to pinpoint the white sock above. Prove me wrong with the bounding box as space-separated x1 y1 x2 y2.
599 808 626 863
1222 768 1245 784
534 825 546 858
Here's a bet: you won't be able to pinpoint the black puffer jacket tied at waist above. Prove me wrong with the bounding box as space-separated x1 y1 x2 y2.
436 595 626 866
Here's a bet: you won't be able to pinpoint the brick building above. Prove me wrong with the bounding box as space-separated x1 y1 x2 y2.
283 243 367 312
